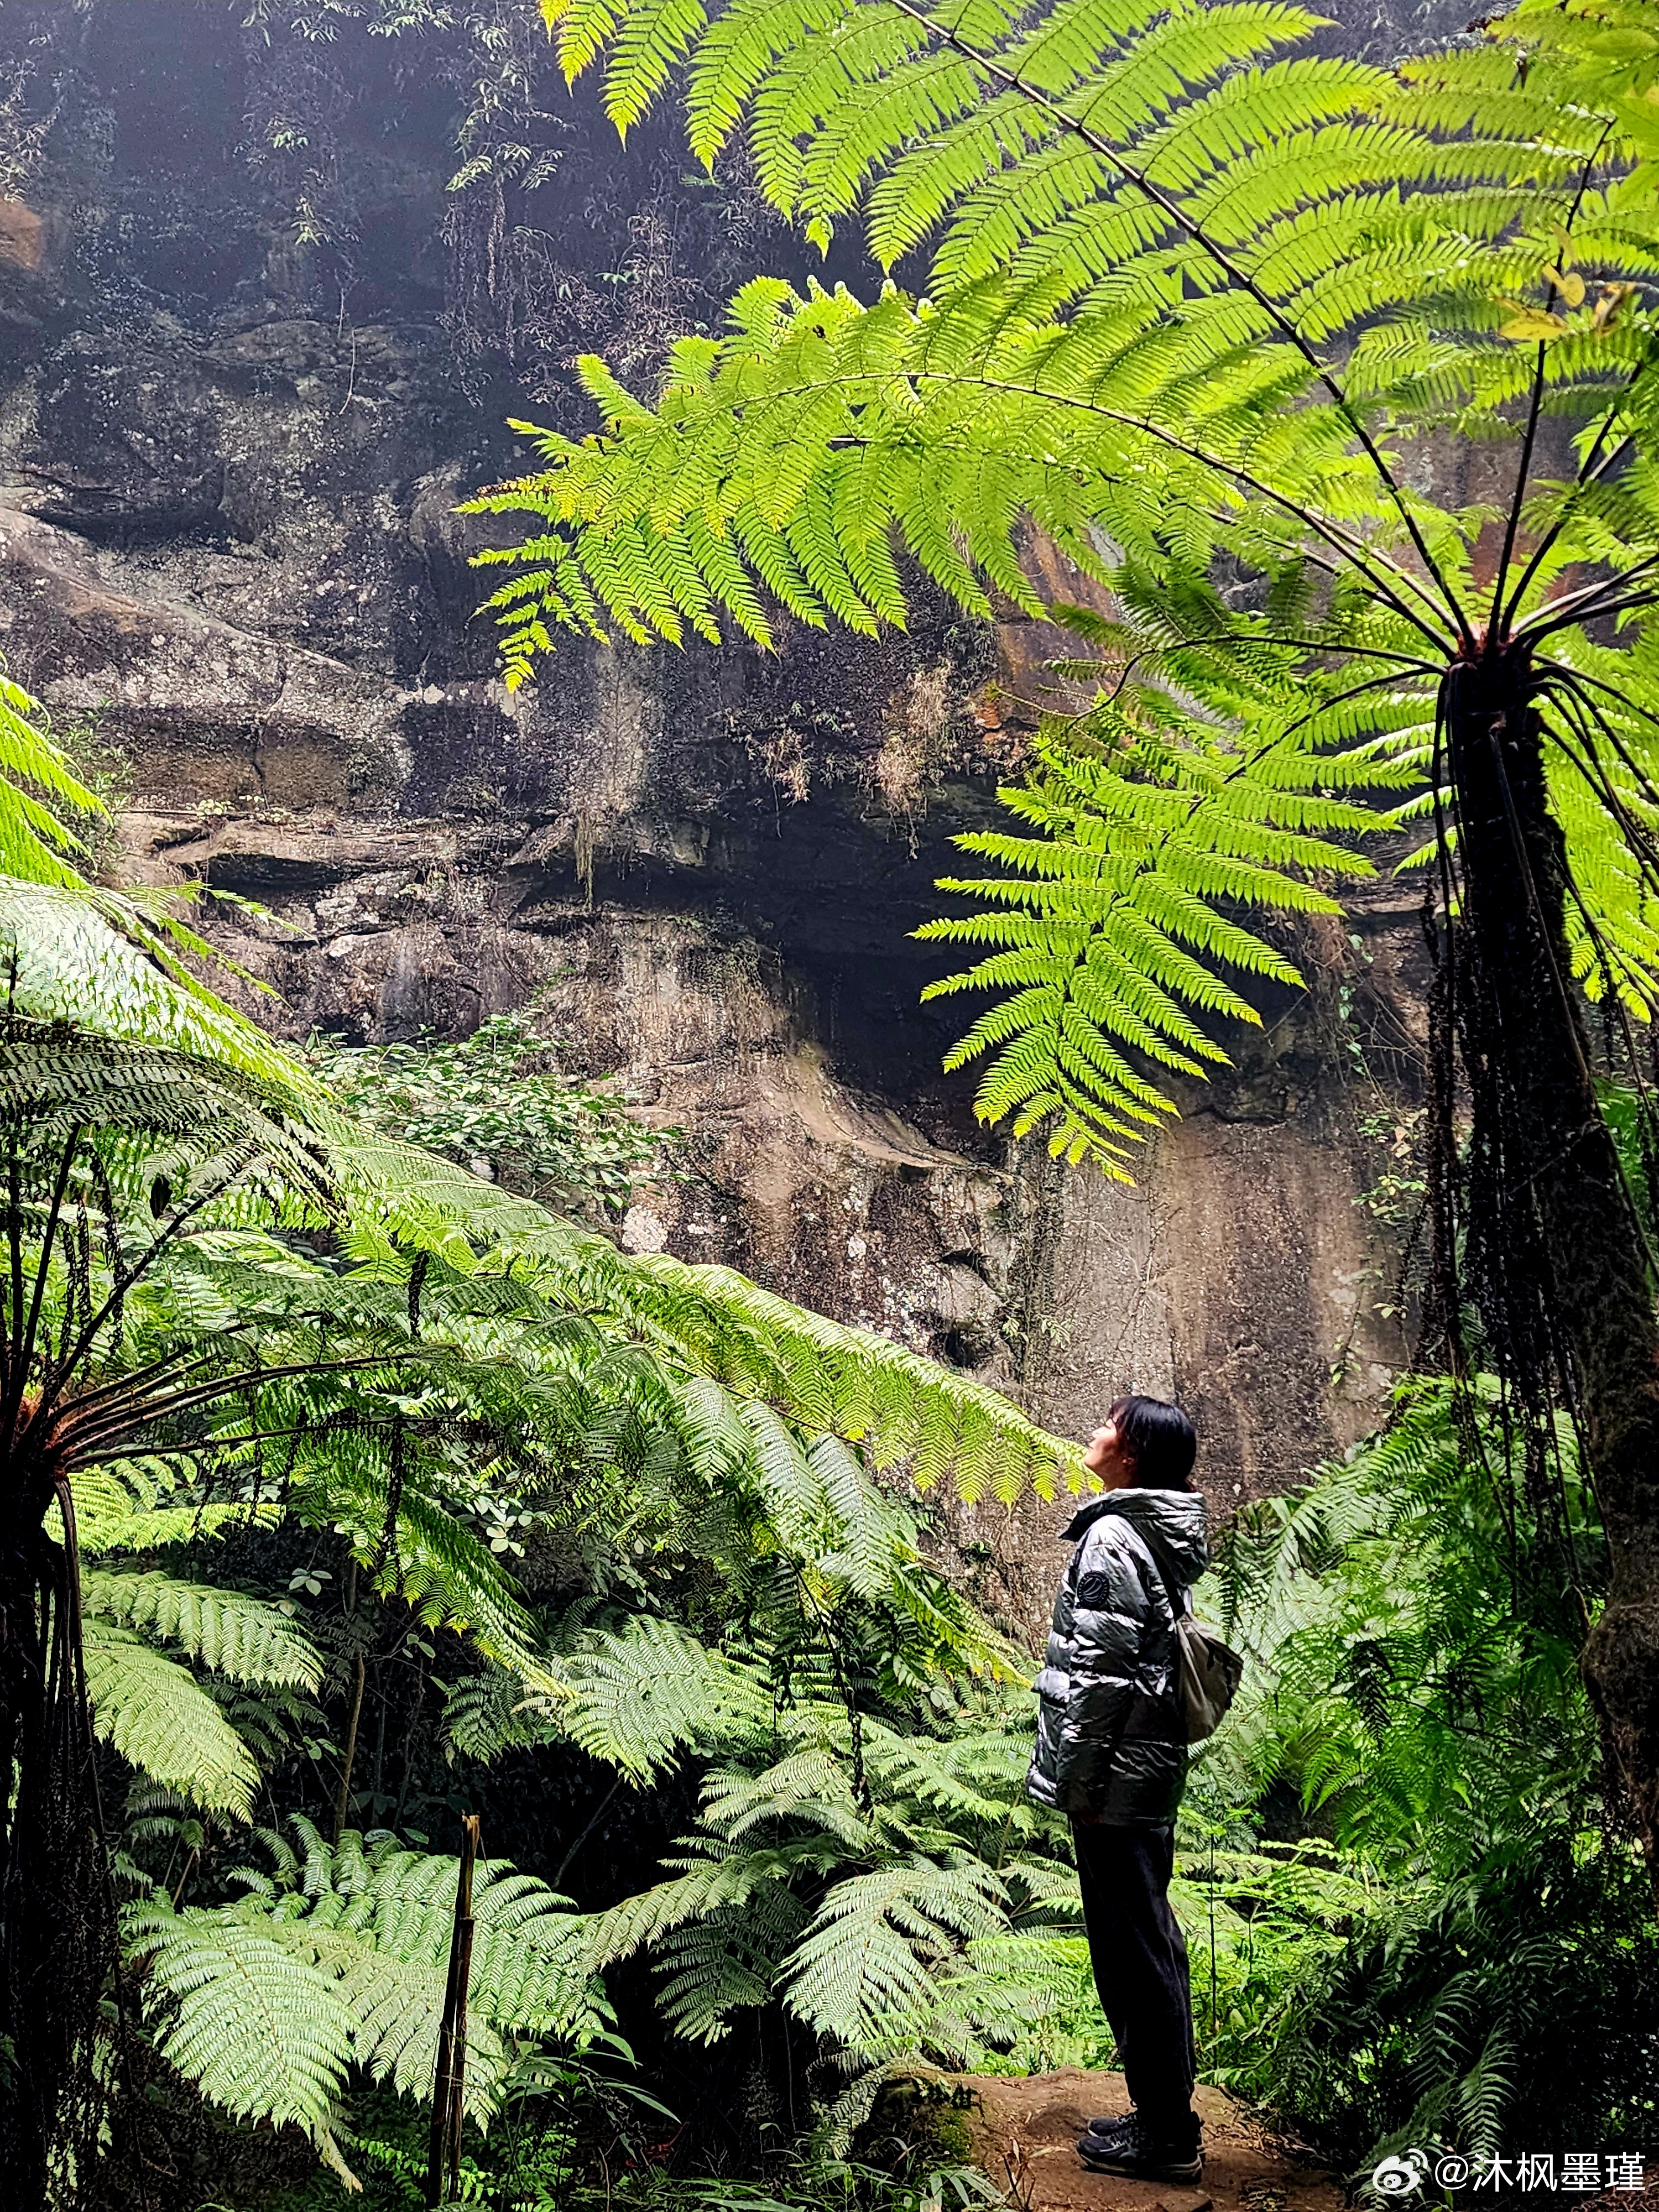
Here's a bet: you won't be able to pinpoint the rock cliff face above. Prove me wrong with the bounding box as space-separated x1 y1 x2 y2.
0 0 1441 1620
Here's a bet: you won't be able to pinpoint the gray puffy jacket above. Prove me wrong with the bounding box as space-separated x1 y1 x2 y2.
1025 1486 1211 1825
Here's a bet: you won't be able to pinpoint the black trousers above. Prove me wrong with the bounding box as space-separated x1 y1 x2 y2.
1072 1820 1196 2133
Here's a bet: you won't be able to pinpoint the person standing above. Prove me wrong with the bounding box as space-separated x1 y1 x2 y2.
1025 1395 1209 2183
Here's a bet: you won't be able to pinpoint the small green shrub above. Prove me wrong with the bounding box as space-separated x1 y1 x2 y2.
304 1003 674 1218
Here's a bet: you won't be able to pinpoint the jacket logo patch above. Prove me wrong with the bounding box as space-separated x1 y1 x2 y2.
1074 1571 1117 1610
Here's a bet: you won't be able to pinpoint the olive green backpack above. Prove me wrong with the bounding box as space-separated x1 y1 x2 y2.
1140 1537 1245 1744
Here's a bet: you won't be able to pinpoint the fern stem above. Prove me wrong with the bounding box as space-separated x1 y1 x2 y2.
1060 407 1455 652
334 1647 367 1846
1501 350 1653 635
804 377 1459 649
3 1126 80 1447
64 1331 252 1413
1513 557 1659 643
1098 635 1443 705
552 1771 627 1891
1536 658 1659 740
1521 581 1659 649
58 1357 410 1469
1487 122 1615 641
4 1141 24 1408
47 1155 265 1396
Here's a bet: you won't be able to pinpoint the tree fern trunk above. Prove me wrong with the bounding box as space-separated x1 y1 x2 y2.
0 1515 112 2210
1448 650 1659 1886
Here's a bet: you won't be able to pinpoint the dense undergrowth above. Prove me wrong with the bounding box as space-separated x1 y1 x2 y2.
26 1013 1646 2211
0 813 1649 2200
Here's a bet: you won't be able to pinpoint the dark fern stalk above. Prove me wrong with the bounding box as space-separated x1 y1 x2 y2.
426 1813 481 2211
0 1458 113 2208
0 1021 397 2204
1431 647 1659 1835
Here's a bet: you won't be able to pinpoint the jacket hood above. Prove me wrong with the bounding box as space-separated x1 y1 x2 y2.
1060 1486 1210 1585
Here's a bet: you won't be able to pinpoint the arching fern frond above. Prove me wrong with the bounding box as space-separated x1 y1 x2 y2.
0 879 321 1100
83 1624 262 1817
918 665 1426 1167
82 1572 324 1691
124 1907 357 2137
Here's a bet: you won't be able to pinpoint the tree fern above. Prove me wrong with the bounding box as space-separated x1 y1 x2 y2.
0 1011 1094 2195
473 0 1659 1168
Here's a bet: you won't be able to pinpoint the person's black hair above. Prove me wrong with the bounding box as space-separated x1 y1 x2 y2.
1108 1395 1198 1491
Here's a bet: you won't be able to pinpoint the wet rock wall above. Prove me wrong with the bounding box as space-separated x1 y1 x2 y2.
0 0 1440 1628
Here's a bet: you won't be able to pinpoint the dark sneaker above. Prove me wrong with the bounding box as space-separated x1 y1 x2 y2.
1084 2114 1135 2143
1078 2113 1203 2184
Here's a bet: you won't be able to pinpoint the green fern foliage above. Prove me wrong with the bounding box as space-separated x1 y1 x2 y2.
919 666 1425 1166
83 1624 263 1817
781 1856 1010 2049
571 1664 1074 2066
0 659 102 886
549 1618 775 1778
0 884 324 1101
84 1572 324 1689
1190 1376 1657 2171
129 1821 602 2174
476 0 1659 1168
1208 1375 1597 1869
127 1907 358 2138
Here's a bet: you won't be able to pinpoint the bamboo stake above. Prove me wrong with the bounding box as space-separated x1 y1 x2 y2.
426 1813 479 2209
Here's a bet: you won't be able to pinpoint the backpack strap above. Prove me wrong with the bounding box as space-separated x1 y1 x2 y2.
1114 1525 1192 1740
1122 1523 1191 1620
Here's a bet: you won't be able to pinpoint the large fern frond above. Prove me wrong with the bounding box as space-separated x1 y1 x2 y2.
124 1905 357 2133
781 1854 1011 2053
475 0 1659 1167
918 666 1426 1166
83 1623 262 1816
0 879 321 1099
83 1572 324 1690
129 1823 599 2148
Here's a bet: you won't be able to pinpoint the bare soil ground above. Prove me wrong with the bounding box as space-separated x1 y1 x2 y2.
957 2069 1347 2212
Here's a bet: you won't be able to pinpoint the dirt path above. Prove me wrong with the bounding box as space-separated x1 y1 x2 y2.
957 2069 1345 2212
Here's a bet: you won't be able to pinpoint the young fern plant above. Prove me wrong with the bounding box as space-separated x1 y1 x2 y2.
471 0 1659 1890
